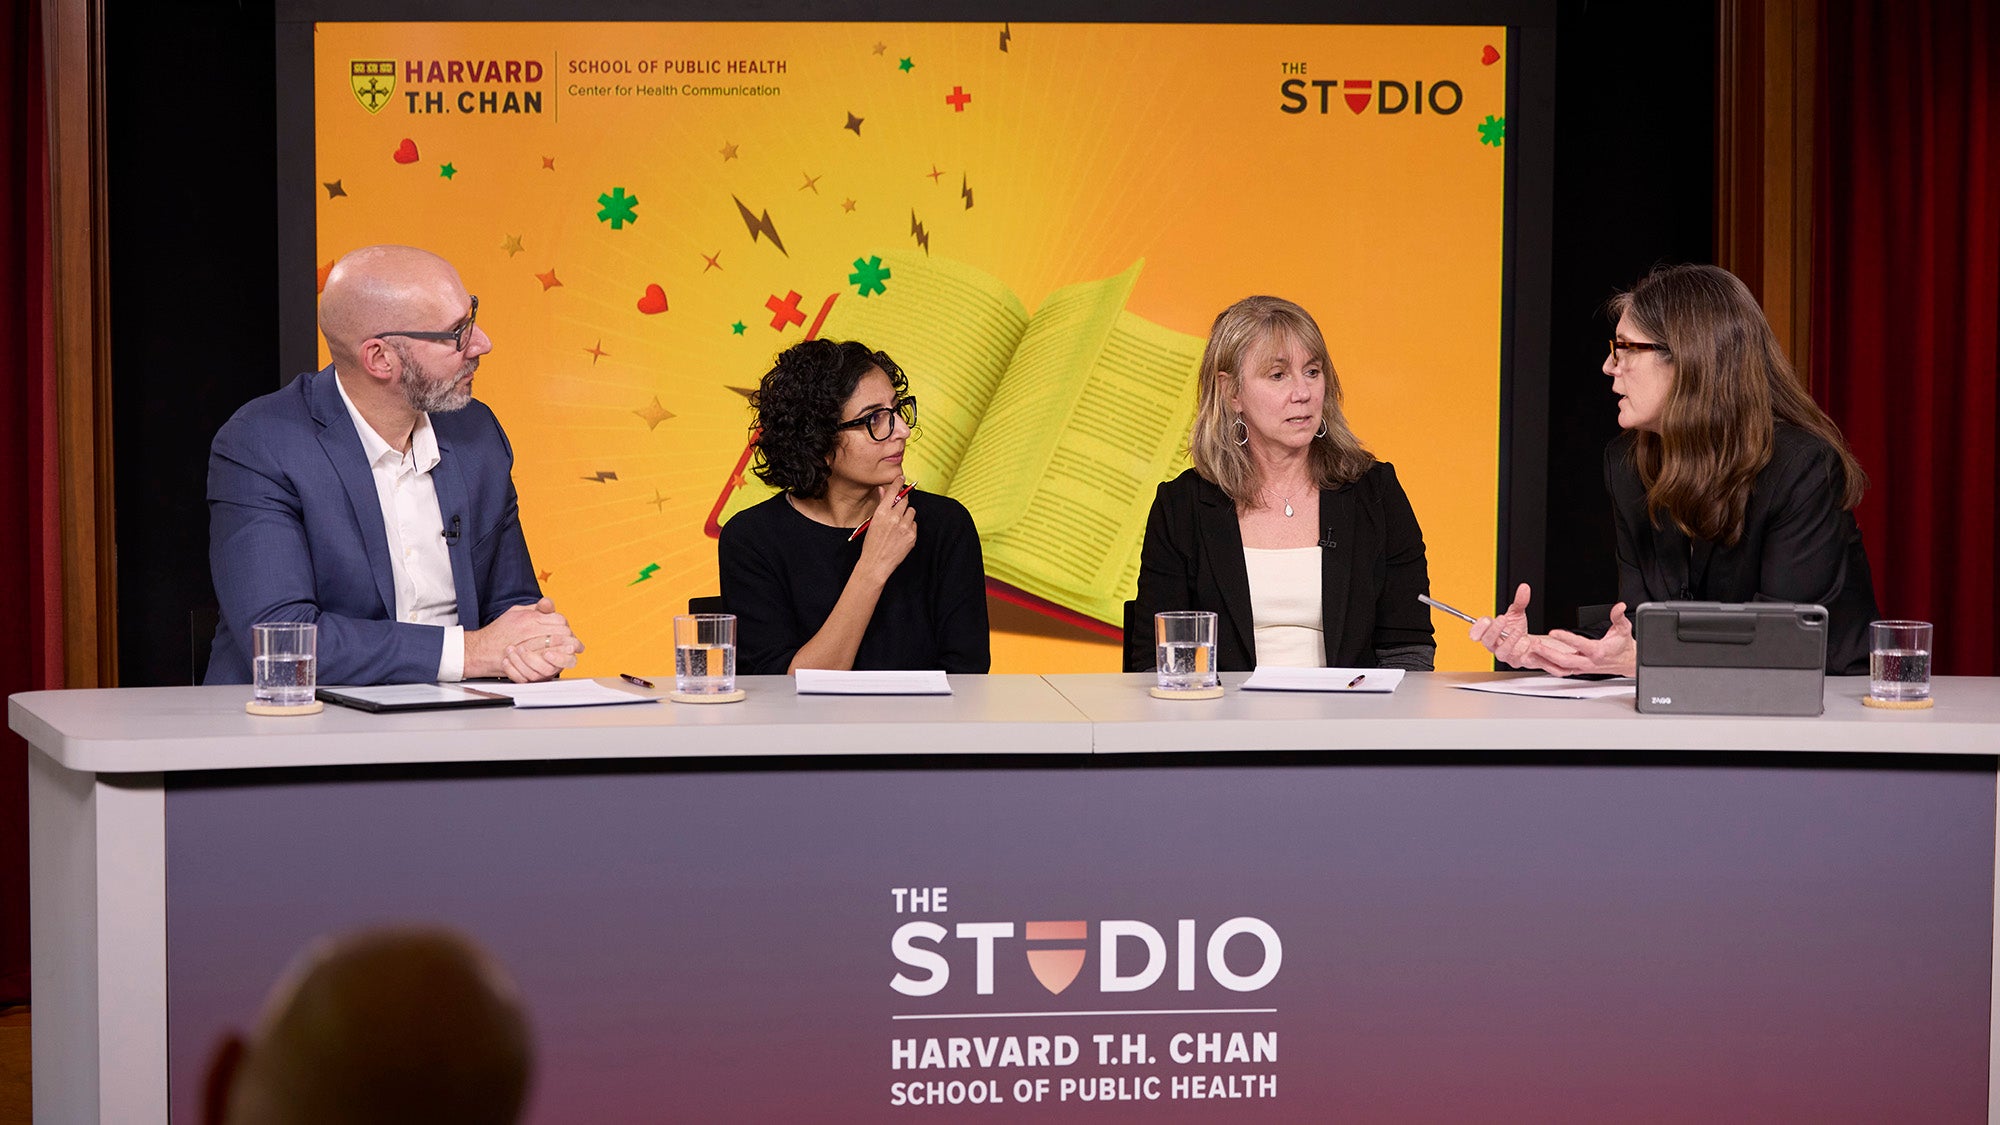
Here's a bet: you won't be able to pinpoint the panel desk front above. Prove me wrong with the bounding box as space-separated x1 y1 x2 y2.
13 674 2000 1123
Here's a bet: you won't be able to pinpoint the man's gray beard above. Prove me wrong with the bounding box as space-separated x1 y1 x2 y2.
393 342 478 414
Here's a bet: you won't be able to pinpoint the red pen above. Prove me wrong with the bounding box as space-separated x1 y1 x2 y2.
848 481 918 542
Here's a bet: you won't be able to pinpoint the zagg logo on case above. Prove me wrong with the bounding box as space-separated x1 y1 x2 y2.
1651 696 1673 706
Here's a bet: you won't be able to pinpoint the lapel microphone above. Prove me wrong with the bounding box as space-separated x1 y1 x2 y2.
443 515 461 544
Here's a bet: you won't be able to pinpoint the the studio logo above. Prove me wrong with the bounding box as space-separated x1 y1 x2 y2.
350 60 396 114
1279 77 1464 116
891 916 1283 998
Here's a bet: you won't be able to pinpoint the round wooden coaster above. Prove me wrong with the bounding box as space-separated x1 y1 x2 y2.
1861 695 1934 710
670 689 747 704
1149 685 1224 700
245 700 324 716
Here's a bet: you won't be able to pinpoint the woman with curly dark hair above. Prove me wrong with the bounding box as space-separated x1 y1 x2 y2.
718 339 991 674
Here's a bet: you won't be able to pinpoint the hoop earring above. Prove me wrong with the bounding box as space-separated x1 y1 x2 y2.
1315 419 1328 439
1232 416 1248 446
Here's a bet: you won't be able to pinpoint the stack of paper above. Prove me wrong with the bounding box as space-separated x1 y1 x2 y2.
794 669 952 695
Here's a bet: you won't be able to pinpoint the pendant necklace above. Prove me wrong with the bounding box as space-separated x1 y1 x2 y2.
1264 488 1297 518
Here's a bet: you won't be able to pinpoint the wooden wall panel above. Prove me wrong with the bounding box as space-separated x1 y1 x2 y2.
42 0 117 687
1717 0 1818 387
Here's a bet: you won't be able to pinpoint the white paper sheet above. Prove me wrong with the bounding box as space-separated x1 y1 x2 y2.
1240 667 1405 693
476 680 661 708
794 669 952 695
1453 676 1637 700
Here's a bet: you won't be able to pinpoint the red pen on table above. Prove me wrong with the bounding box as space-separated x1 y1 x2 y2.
848 480 918 542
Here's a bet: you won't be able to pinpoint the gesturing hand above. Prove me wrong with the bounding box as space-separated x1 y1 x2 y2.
1544 602 1637 677
856 476 918 584
1468 583 1576 674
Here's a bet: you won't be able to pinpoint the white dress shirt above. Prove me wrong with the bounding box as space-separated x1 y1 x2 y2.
335 376 467 680
1244 546 1325 667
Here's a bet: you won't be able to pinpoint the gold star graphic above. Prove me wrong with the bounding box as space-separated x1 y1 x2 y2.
720 141 739 161
841 198 857 213
500 234 524 257
872 41 887 55
537 569 553 583
650 489 669 512
800 171 821 194
702 251 723 272
633 396 675 431
584 340 610 363
535 268 562 291
540 156 555 170
926 164 945 184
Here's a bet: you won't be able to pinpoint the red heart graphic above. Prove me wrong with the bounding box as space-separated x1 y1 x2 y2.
392 138 419 164
636 284 669 314
1481 44 1500 66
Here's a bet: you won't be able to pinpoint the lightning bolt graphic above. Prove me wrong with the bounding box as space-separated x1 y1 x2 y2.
910 209 930 255
731 195 788 257
582 471 619 483
961 174 974 210
629 563 661 585
999 23 1012 52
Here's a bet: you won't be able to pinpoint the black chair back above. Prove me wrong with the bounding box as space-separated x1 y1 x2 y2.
688 595 728 615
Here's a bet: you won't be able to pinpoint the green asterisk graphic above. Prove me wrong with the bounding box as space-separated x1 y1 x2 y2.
1478 115 1505 147
730 320 747 335
596 187 640 229
848 255 892 297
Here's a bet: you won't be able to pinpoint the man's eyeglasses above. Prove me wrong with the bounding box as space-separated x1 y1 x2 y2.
834 396 917 441
1608 338 1671 363
376 296 479 353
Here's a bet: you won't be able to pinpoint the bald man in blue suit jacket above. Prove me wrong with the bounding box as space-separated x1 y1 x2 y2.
206 246 583 686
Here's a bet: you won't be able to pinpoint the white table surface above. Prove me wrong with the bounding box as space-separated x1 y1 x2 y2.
6 674 1093 774
11 672 1997 774
1042 672 2000 755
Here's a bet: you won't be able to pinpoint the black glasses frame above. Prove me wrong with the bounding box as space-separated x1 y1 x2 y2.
1608 338 1671 362
376 295 479 352
834 396 917 441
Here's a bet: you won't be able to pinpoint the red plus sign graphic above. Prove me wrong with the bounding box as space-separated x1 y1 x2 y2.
945 86 972 112
766 290 807 330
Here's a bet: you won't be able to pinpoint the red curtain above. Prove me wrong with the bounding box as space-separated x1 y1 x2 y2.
1814 0 2000 676
2 0 59 1004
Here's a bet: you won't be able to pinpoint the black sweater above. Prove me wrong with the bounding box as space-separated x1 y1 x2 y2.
718 490 992 674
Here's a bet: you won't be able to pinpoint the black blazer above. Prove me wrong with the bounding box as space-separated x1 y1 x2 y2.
1605 423 1881 675
1127 464 1436 672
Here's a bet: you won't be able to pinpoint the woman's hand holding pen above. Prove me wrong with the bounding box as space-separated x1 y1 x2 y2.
1469 583 1568 674
855 475 918 584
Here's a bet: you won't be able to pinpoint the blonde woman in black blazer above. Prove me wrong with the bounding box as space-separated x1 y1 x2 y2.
1126 296 1435 672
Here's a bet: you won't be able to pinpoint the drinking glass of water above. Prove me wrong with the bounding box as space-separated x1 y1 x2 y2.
1869 620 1932 703
675 614 737 696
1154 611 1218 692
252 621 317 708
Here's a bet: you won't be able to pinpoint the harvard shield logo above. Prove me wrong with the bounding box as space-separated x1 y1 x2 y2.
350 60 396 114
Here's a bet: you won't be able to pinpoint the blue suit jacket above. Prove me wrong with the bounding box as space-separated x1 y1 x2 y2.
205 366 543 685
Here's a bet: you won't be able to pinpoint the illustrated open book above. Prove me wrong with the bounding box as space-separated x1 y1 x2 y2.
708 253 1204 629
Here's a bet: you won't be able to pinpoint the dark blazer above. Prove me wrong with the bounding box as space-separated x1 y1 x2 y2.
1605 422 1880 675
205 365 543 685
1127 463 1435 672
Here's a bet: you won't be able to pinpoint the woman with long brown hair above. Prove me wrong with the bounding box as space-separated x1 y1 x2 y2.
1471 263 1879 674
1127 295 1435 672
